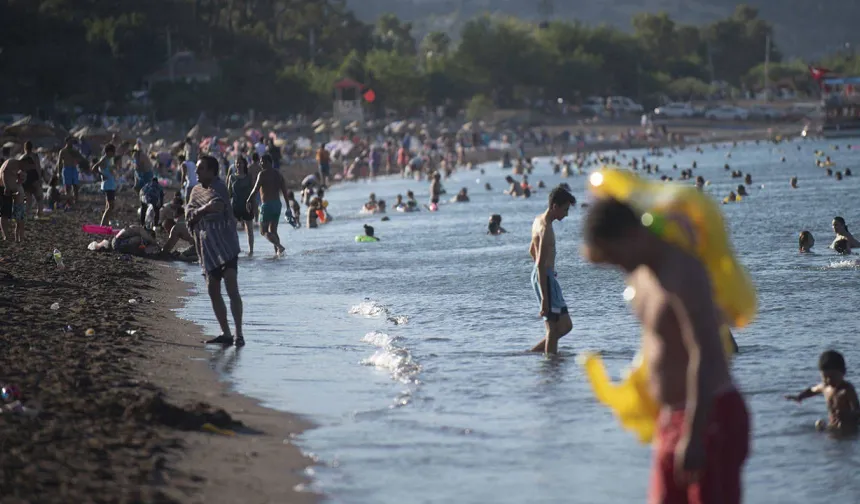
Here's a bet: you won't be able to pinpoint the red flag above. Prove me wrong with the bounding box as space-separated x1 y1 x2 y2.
363 89 376 103
809 66 831 82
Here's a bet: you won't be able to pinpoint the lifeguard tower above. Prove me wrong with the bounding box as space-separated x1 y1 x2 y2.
333 78 365 124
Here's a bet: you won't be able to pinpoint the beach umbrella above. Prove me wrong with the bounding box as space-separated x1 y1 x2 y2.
347 120 361 131
3 141 18 149
314 124 328 134
301 174 318 186
74 126 111 142
262 120 274 129
312 118 326 128
4 116 57 138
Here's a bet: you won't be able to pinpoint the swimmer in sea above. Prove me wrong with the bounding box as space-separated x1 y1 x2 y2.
786 350 860 435
583 197 750 503
359 224 379 241
831 216 860 250
799 231 815 253
487 214 506 235
429 172 442 207
406 190 418 210
528 186 576 354
504 176 524 197
453 187 470 203
833 238 851 255
364 192 378 212
790 177 798 189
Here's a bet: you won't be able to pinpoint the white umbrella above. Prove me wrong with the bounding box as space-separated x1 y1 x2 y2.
301 174 318 186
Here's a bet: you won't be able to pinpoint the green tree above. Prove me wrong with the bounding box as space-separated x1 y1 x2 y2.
466 94 495 121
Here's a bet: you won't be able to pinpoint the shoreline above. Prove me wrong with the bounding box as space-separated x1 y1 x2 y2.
141 263 319 504
0 193 318 503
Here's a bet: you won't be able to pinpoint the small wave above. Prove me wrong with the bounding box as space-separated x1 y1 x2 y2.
361 347 421 384
362 330 401 347
387 315 409 325
827 259 860 269
360 330 421 384
349 299 389 317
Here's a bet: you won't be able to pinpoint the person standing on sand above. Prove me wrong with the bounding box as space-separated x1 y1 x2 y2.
0 158 25 241
247 153 290 256
19 141 45 220
179 154 197 205
93 144 118 227
187 155 244 347
57 136 84 205
528 186 576 354
582 198 749 504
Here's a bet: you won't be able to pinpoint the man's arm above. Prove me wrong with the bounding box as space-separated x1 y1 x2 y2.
535 225 550 316
163 228 180 253
247 173 262 208
665 291 718 477
785 384 823 402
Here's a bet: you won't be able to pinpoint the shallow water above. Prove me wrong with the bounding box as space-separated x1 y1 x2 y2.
178 139 860 503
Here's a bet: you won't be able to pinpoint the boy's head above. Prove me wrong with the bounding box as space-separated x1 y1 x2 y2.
548 186 576 221
799 230 815 252
834 238 850 255
364 224 375 237
819 350 846 386
583 197 648 272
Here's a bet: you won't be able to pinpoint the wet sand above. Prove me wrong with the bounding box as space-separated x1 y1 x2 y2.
0 191 317 503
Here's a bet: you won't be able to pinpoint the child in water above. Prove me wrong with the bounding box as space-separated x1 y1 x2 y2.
785 350 860 434
487 214 506 235
799 231 815 253
833 238 851 255
358 224 379 242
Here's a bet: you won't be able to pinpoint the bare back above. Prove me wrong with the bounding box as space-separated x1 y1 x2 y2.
0 160 22 192
628 250 732 407
256 168 283 203
529 212 556 269
58 147 80 168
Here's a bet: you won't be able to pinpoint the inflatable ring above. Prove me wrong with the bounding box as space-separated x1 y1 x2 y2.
580 168 757 443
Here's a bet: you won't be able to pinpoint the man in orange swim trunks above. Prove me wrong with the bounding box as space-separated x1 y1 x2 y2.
582 197 750 504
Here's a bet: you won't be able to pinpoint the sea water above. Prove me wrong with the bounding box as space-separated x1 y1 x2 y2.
178 139 860 504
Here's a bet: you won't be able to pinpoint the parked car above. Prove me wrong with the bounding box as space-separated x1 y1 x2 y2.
747 105 786 121
606 96 644 114
653 102 696 119
705 106 749 121
581 96 605 115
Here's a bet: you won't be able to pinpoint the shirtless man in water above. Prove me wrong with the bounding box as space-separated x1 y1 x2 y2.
247 153 289 256
528 186 576 354
583 197 749 504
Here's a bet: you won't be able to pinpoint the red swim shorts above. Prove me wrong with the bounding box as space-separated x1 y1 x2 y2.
648 389 750 504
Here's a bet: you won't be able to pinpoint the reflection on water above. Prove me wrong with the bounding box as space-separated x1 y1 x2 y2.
179 139 860 504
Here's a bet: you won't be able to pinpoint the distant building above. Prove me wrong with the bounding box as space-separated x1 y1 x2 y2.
144 51 219 88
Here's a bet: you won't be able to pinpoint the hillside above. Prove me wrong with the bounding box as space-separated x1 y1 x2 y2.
347 0 858 59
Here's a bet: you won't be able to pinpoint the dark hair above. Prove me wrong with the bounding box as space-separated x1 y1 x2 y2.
490 214 502 224
261 153 273 165
364 224 375 237
49 175 59 186
549 186 576 208
198 155 219 176
104 143 116 154
584 197 641 243
819 350 846 373
65 136 74 144
834 238 850 255
178 154 186 162
252 152 260 162
834 216 848 230
23 141 33 151
799 230 813 248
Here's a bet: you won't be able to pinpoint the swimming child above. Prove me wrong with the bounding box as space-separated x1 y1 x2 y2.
833 238 851 255
406 190 418 210
453 187 470 202
364 193 378 213
799 231 815 253
359 224 380 242
487 214 506 235
785 350 860 434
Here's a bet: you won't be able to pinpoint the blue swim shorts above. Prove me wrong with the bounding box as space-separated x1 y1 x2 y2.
531 266 568 322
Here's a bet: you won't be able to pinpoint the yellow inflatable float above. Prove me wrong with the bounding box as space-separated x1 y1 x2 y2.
580 168 757 443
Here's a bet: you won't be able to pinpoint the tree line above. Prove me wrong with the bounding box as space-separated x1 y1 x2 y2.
0 1 851 121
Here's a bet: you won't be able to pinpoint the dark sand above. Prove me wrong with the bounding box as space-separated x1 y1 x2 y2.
0 190 317 503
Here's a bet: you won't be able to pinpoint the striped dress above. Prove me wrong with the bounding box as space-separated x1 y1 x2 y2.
186 178 241 275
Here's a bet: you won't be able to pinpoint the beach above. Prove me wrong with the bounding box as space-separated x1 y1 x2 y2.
0 192 316 503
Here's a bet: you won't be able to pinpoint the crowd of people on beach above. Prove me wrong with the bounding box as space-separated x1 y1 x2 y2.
3 125 860 504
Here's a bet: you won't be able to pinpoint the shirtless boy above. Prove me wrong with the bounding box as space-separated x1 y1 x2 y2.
247 154 289 256
20 142 45 219
57 136 84 204
528 186 576 354
786 350 860 435
429 172 442 206
160 217 195 254
0 159 25 241
583 197 749 504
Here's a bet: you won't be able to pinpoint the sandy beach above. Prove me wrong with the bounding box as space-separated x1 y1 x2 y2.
0 192 317 503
